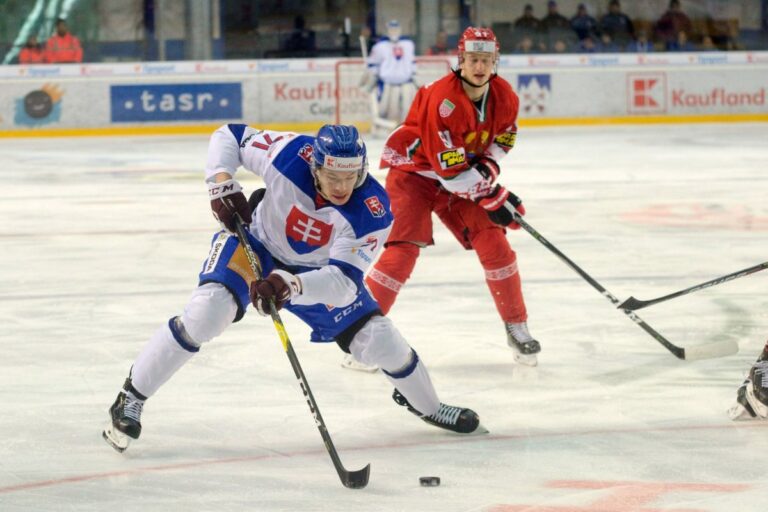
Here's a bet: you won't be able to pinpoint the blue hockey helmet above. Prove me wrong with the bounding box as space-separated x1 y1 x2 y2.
312 124 368 188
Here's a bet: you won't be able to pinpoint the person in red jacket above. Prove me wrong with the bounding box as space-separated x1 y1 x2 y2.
19 35 46 64
45 19 83 63
363 26 540 367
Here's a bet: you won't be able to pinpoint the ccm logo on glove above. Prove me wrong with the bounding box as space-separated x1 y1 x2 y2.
208 178 251 232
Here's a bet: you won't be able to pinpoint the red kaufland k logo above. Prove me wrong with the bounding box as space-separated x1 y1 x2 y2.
628 73 666 114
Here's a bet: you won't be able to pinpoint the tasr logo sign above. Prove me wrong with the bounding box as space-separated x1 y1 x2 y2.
627 72 667 114
110 83 242 122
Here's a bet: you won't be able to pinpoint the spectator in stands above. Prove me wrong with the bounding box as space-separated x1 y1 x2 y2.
550 38 568 53
599 33 620 52
654 0 692 50
514 34 537 54
626 30 654 52
699 35 719 51
576 35 599 53
283 15 316 57
513 4 541 33
541 1 572 35
45 19 82 63
19 35 46 64
599 0 634 49
667 30 695 51
570 3 599 42
426 31 457 56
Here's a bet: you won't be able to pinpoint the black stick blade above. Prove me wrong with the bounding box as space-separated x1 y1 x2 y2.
618 296 645 311
342 464 371 489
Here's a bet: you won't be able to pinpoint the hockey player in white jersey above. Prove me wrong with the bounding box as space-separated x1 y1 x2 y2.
102 124 481 453
362 19 418 128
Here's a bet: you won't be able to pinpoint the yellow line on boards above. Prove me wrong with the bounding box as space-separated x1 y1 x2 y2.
0 114 766 138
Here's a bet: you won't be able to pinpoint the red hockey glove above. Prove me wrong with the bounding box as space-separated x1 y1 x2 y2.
208 178 251 232
249 270 302 316
477 185 526 229
472 156 500 182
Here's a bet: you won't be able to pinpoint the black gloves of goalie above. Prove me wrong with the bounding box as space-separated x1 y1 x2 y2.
208 178 252 232
249 270 303 316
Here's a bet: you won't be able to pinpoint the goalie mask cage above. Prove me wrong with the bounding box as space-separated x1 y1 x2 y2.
334 57 453 131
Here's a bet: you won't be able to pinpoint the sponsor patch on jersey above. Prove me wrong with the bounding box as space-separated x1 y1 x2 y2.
438 147 466 170
285 206 333 254
202 233 229 274
438 99 455 118
298 143 314 164
494 132 517 149
364 196 386 218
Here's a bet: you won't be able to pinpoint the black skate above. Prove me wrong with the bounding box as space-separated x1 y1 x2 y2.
102 378 146 452
505 322 541 367
746 361 768 418
392 389 484 434
728 379 757 420
729 347 768 421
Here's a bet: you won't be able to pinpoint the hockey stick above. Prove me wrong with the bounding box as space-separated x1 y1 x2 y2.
508 209 737 360
359 35 397 132
618 261 768 311
233 216 371 489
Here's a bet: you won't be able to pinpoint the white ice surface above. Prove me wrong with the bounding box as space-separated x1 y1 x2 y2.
1 123 767 511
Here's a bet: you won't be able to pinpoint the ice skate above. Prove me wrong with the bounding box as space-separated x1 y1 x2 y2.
728 378 757 420
745 361 768 418
505 321 541 366
103 380 146 453
392 389 486 434
340 353 379 373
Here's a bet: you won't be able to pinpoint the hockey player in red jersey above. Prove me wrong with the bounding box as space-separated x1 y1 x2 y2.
363 26 541 366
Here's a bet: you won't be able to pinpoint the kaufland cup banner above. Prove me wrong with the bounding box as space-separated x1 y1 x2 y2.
0 52 766 133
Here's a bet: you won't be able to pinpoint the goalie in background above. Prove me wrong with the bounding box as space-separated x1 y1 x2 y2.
360 19 418 133
729 338 768 421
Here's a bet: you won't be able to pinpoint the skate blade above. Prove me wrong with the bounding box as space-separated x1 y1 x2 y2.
745 386 768 419
727 402 756 421
470 423 490 435
102 422 131 453
513 352 538 367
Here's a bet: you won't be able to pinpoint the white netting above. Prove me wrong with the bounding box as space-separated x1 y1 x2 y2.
334 57 453 131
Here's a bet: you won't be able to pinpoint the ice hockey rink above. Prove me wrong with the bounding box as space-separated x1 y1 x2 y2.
1 122 767 511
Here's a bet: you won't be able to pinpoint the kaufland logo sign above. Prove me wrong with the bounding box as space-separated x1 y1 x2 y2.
627 72 666 114
628 72 766 114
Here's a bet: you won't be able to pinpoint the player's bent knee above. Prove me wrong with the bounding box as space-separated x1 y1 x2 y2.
181 283 238 345
349 315 412 371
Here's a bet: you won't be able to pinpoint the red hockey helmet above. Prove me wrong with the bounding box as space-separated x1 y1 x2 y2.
457 26 500 62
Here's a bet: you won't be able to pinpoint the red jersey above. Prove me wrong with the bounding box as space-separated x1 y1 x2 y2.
45 33 83 63
381 71 519 199
19 46 46 64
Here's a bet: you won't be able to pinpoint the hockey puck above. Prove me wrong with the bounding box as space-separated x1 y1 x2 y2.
419 476 440 487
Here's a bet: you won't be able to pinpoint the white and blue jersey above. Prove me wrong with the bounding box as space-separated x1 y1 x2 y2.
198 124 393 342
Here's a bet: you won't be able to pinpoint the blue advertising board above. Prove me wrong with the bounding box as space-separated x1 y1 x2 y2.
111 83 242 122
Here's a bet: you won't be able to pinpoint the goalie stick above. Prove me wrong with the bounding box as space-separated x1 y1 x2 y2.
618 261 768 311
507 208 737 360
234 216 371 489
